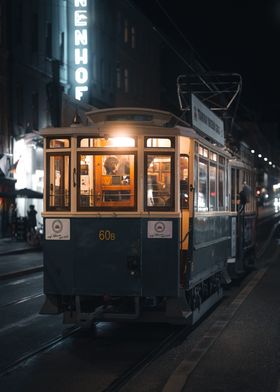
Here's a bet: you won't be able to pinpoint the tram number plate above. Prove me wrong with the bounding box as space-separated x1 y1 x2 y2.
98 230 116 241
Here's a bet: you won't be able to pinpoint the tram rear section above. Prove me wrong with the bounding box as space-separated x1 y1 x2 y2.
40 107 257 325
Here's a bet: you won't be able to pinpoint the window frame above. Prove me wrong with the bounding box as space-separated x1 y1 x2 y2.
144 151 175 211
77 151 137 211
46 151 71 212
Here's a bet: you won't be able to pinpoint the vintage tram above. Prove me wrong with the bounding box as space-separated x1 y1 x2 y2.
40 107 256 325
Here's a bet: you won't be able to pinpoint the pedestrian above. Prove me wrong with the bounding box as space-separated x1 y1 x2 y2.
8 202 17 239
27 204 37 233
239 181 251 213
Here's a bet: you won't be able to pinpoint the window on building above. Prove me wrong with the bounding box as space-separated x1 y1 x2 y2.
60 32 65 64
31 92 39 130
0 4 3 47
131 26 136 48
31 13 38 53
116 63 121 89
124 68 129 93
16 84 24 126
46 22 52 59
124 19 129 43
101 59 105 90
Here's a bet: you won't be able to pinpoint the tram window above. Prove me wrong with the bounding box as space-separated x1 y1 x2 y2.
198 158 208 211
199 146 208 158
48 138 70 148
47 154 70 210
145 154 174 209
79 137 135 148
146 138 173 148
231 168 237 212
180 155 189 209
218 166 225 210
209 163 217 210
210 152 217 161
78 153 135 209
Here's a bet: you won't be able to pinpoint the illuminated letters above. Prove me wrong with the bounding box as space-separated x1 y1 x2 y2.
74 0 88 100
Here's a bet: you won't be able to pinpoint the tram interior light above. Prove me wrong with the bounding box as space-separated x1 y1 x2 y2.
258 154 262 158
109 137 135 147
251 149 255 153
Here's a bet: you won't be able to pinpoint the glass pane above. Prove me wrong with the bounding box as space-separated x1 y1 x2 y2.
79 137 135 147
209 164 217 211
180 155 189 209
219 166 225 209
198 159 208 211
146 154 172 208
78 154 135 209
49 138 70 148
48 155 70 209
146 138 172 148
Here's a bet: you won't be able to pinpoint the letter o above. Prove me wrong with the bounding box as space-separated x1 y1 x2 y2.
75 67 88 84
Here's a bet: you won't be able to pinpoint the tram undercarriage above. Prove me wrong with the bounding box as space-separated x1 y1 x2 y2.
40 272 224 325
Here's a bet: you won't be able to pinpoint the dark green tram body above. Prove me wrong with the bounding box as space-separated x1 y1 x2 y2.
187 215 230 288
43 217 180 298
40 107 257 325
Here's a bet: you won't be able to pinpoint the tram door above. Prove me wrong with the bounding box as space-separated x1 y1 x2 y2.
179 154 190 284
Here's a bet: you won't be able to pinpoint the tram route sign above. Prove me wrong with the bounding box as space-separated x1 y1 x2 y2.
147 221 172 239
45 219 70 240
191 94 224 146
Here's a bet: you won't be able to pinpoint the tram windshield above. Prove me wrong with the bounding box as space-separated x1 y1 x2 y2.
78 153 136 209
146 154 173 208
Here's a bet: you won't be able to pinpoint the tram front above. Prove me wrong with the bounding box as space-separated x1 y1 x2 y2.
40 109 192 324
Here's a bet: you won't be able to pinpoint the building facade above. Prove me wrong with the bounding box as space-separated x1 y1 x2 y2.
1 0 161 236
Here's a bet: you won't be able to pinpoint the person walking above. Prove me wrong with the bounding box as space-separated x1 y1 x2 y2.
27 204 37 233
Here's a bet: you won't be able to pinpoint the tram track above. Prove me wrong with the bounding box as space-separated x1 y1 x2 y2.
0 292 43 309
0 325 80 377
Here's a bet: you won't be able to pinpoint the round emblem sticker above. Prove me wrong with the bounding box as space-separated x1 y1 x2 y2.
154 222 165 233
52 219 63 234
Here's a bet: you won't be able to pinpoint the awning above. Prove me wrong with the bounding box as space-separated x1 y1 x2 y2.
15 188 43 199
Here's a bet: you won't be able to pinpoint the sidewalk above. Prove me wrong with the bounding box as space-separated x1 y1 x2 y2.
0 237 43 280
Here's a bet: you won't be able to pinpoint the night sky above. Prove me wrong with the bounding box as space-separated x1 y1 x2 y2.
132 0 280 121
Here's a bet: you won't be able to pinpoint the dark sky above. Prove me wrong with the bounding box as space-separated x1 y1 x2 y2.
132 0 280 121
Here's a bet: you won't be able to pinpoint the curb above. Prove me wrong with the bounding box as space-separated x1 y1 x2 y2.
0 265 43 280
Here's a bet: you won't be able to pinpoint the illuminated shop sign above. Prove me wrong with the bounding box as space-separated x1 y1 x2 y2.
74 0 88 100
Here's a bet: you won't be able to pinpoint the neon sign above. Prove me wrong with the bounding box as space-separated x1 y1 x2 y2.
74 0 88 100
